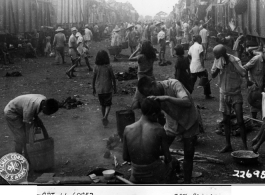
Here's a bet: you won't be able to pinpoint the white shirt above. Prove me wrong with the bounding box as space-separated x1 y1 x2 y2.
77 35 84 54
199 28 209 44
157 31 165 42
84 28 93 41
4 94 46 123
188 42 204 73
183 23 189 35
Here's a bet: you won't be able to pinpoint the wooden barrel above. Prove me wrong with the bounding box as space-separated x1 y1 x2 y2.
116 110 135 140
26 126 54 171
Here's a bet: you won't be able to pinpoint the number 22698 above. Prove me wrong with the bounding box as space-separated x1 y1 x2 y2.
232 170 265 179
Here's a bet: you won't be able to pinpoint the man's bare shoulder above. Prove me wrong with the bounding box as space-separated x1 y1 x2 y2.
124 121 140 133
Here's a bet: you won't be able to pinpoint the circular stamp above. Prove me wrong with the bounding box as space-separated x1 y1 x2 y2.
0 153 29 183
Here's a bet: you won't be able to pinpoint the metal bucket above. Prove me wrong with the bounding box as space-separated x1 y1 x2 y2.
121 42 128 49
116 110 135 140
198 77 212 88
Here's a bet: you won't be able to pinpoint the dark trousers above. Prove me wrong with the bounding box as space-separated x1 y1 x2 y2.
55 47 65 63
191 70 211 96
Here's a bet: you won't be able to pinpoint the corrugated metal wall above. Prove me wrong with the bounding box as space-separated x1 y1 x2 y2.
0 0 138 34
0 0 54 34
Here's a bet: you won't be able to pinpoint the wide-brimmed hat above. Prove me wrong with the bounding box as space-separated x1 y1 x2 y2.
126 24 134 30
71 27 78 32
76 32 82 37
55 27 64 32
155 21 162 26
113 26 121 32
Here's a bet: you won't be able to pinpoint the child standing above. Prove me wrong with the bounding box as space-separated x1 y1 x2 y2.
92 50 117 127
44 36 52 57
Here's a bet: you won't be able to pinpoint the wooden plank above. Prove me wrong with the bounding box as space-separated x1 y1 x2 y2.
35 176 93 184
40 173 55 178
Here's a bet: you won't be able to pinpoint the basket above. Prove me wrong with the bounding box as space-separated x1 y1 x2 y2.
26 125 54 171
108 46 121 56
181 43 190 50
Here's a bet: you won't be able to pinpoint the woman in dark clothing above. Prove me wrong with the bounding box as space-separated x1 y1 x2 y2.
174 45 193 94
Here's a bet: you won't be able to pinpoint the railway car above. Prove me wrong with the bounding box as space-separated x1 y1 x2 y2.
213 0 265 41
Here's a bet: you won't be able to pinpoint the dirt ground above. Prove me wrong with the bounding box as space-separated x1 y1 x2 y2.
0 38 265 184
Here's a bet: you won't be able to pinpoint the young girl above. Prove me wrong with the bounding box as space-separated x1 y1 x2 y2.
44 36 52 57
92 50 117 127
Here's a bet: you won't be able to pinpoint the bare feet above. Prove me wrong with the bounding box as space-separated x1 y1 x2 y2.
252 138 259 146
102 118 109 127
219 145 233 153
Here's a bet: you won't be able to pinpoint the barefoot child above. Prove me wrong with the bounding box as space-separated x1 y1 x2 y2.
92 50 117 127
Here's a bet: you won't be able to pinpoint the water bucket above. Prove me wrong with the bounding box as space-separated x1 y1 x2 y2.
197 77 212 88
116 110 135 140
121 42 128 49
26 126 54 171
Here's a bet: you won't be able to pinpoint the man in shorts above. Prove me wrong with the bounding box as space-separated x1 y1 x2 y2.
66 27 80 79
211 44 248 153
123 98 178 184
4 94 59 161
138 76 200 184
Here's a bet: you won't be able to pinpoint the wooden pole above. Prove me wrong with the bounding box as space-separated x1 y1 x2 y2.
244 116 263 123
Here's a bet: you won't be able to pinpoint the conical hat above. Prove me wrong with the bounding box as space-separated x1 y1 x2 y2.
126 24 134 30
71 27 78 32
155 21 162 26
55 27 64 32
113 26 121 32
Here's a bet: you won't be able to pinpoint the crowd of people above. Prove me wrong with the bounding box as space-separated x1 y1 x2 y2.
3 17 265 185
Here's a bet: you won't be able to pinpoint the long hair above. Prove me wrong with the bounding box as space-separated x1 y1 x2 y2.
95 50 110 65
140 40 156 60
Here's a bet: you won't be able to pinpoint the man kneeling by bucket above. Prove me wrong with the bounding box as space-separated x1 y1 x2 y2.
4 94 59 162
123 98 179 184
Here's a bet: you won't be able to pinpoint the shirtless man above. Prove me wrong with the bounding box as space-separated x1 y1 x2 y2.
137 76 200 184
123 98 177 184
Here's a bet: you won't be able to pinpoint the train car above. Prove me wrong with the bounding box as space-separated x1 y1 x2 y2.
213 0 265 40
51 0 119 28
0 0 55 34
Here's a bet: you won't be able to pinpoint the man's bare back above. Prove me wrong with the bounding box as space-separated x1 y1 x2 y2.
123 117 171 165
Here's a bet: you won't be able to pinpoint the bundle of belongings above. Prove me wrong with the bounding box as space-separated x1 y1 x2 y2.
115 66 138 81
59 97 83 109
215 115 252 136
5 71 22 77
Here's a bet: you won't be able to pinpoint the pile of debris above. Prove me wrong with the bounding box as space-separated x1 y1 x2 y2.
105 134 121 150
117 83 137 95
115 66 138 81
59 96 83 109
215 116 253 136
5 71 22 77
